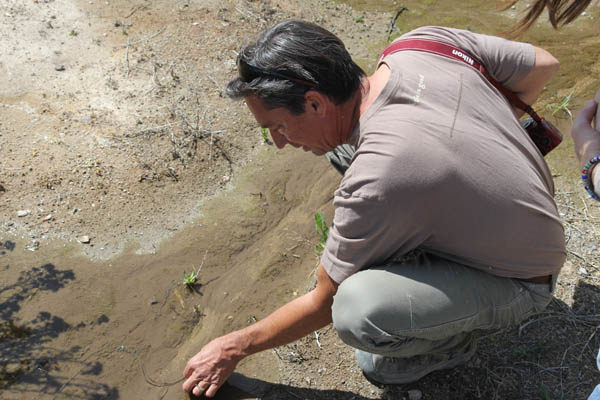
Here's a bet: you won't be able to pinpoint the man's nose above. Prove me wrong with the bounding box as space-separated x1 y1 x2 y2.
270 130 289 149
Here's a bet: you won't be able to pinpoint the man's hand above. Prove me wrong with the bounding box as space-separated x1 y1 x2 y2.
572 94 600 169
182 333 245 397
181 264 338 398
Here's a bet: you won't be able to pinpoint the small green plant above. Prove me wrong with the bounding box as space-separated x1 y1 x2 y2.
546 89 575 121
182 255 206 291
182 270 198 290
314 212 329 253
260 127 269 143
70 29 78 36
355 16 365 23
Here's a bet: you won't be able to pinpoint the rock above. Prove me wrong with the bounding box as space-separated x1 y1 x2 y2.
17 210 31 217
26 241 40 251
42 214 53 222
55 64 66 71
408 390 423 400
79 235 91 244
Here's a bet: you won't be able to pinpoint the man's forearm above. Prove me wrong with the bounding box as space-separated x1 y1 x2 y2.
224 264 337 359
235 289 333 357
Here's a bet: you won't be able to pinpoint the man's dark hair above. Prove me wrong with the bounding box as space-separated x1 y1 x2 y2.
224 20 365 115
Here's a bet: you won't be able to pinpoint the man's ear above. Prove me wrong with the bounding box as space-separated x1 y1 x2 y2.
305 91 328 117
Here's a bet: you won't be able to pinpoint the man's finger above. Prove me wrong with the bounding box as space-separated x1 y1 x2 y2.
192 381 209 397
183 359 197 378
182 375 200 392
205 382 220 398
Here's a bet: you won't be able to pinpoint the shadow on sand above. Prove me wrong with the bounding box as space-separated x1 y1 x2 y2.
1 241 119 398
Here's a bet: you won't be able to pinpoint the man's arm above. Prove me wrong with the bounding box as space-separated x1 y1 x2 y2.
509 45 560 117
182 263 339 398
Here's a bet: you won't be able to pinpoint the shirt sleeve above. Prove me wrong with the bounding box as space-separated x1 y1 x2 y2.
320 160 437 284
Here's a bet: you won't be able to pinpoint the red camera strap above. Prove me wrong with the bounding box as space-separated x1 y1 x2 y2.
379 39 543 124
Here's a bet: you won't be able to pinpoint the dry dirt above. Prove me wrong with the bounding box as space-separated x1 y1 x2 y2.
2 0 600 399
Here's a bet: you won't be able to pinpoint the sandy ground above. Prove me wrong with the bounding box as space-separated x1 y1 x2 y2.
2 0 600 399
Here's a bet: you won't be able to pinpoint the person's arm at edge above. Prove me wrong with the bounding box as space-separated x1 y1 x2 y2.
572 92 600 198
509 46 560 117
182 263 338 397
573 95 599 169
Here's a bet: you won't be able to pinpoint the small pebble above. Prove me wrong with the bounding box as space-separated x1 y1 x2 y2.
79 235 91 244
55 64 65 71
26 241 40 251
408 389 423 400
17 210 31 217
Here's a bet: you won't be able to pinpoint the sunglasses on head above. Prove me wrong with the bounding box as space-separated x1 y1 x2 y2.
237 57 317 89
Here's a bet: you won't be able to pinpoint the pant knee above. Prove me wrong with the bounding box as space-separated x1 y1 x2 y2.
332 272 384 350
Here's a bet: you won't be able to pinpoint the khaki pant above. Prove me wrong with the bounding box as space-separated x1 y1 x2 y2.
332 251 553 359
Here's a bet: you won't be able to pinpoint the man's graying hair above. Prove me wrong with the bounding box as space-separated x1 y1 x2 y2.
224 20 365 115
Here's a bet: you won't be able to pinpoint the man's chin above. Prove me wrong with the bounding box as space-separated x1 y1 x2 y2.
297 146 326 156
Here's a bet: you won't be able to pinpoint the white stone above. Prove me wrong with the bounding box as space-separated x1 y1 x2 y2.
79 235 91 244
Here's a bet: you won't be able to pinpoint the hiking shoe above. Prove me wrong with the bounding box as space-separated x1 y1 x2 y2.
356 335 477 385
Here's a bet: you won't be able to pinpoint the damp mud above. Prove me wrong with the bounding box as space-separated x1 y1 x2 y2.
2 0 600 399
1 146 339 399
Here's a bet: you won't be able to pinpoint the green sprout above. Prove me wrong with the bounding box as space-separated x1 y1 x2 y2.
546 89 575 121
355 16 365 23
183 263 204 290
183 270 198 290
182 252 207 291
314 212 329 253
260 127 269 143
70 29 78 36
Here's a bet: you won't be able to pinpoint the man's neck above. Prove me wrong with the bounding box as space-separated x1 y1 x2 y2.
333 65 390 145
333 87 363 145
360 63 391 116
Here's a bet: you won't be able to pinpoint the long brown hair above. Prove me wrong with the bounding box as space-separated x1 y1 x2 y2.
505 0 593 35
